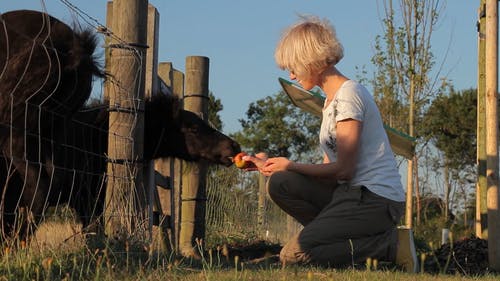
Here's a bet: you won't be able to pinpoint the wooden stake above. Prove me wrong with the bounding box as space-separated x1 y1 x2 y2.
485 0 499 270
477 0 488 239
179 56 209 257
104 0 148 239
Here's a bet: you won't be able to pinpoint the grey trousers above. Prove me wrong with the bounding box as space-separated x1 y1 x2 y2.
267 171 405 267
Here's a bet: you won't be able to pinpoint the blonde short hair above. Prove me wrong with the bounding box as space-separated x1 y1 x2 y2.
274 15 344 79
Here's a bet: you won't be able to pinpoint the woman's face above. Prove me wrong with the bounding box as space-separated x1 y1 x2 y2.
289 71 318 90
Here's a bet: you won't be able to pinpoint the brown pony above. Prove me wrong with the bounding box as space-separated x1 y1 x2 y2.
0 93 240 239
0 9 104 239
0 10 240 239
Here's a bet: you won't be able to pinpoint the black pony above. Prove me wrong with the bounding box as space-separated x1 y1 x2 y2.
0 9 103 135
0 93 240 239
0 10 240 239
0 9 104 239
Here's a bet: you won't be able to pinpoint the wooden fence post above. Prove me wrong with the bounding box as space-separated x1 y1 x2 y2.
179 56 209 257
155 62 185 254
104 0 148 239
486 0 500 270
143 3 168 254
103 1 113 101
144 4 159 99
258 174 267 237
153 63 172 255
477 0 488 239
157 63 185 253
171 68 184 253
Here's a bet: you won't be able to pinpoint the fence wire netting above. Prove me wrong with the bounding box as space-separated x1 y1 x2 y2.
206 166 301 246
0 2 299 252
0 5 152 242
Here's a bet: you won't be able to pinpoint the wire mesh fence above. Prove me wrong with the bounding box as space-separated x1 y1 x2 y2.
0 5 156 243
0 3 294 252
205 165 301 246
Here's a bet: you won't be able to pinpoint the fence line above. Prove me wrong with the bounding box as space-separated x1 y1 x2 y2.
0 2 299 256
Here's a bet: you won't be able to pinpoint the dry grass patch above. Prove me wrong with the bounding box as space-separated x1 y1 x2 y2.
30 221 85 252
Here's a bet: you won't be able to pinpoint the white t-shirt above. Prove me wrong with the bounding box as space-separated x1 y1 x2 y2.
319 80 405 202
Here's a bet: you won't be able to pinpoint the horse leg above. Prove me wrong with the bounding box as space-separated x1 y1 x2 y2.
11 163 52 241
0 154 15 240
3 136 50 241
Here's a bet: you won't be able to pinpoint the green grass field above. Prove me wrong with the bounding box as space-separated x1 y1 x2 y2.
0 225 498 281
1 248 499 281
0 205 496 280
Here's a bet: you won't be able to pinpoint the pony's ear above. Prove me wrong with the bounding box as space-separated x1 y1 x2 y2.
148 94 182 121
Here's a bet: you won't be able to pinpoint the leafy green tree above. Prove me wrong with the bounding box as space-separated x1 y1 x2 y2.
422 88 477 170
232 91 321 162
208 91 223 131
422 88 477 224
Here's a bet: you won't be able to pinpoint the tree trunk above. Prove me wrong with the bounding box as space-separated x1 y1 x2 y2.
405 65 416 228
444 161 450 222
415 156 421 225
405 0 419 228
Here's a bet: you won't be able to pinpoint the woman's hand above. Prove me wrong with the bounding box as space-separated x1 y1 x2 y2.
242 154 293 176
261 157 292 176
241 152 268 172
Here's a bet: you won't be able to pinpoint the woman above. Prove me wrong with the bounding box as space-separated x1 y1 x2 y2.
243 15 417 272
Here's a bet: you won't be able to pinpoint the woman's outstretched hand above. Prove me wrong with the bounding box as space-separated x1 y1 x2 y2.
241 152 268 172
243 153 292 176
261 157 291 176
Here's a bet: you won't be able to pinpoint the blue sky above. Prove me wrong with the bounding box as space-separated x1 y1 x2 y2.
1 1 480 134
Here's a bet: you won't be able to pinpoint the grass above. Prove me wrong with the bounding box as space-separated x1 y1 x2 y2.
0 215 497 280
166 269 500 281
0 225 498 281
2 248 499 281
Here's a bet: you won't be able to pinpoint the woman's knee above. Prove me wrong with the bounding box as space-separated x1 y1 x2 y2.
266 171 294 200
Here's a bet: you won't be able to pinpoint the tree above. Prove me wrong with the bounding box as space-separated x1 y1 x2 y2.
372 0 447 227
422 88 477 225
232 91 321 162
423 88 477 170
208 91 224 131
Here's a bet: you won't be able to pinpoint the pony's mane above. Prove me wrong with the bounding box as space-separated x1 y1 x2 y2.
79 93 182 124
146 93 180 111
